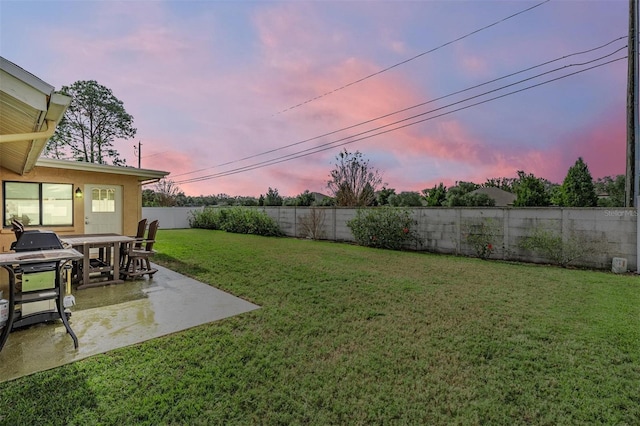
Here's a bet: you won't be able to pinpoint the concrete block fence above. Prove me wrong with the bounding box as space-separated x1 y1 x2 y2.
143 206 637 271
143 206 204 230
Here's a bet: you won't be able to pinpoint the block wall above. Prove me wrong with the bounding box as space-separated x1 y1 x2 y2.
148 206 638 271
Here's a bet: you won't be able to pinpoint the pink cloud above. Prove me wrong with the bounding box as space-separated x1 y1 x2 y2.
455 46 491 78
557 110 625 180
23 1 626 199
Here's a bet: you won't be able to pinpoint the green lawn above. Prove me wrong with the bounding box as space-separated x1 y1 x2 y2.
1 229 639 425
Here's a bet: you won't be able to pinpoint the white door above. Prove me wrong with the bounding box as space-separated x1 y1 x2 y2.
84 184 123 234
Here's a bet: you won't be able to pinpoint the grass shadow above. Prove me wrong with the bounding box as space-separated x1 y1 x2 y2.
153 253 210 276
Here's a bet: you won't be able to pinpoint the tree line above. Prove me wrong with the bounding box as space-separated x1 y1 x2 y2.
145 151 624 208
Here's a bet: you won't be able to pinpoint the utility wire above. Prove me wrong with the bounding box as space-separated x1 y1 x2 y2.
174 55 625 185
172 37 625 179
273 0 551 116
176 53 624 184
173 36 625 178
142 150 170 159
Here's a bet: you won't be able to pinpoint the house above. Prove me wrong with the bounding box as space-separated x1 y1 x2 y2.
0 56 168 254
469 187 516 207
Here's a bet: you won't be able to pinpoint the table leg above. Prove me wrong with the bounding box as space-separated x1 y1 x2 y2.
113 241 121 280
78 244 91 290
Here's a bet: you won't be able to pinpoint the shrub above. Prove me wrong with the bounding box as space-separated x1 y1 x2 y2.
463 218 500 260
519 227 600 267
189 207 282 237
298 208 326 240
347 207 422 250
189 207 221 229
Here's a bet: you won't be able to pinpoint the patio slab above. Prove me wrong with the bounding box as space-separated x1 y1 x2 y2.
0 264 260 382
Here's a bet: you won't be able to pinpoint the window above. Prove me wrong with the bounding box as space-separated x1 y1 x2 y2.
3 182 73 227
91 188 116 212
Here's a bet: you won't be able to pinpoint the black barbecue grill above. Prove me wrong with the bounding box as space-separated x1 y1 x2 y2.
9 230 71 329
11 230 64 272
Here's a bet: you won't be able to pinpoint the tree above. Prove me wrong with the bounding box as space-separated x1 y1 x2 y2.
235 196 259 206
465 193 495 207
293 190 315 206
483 177 517 192
264 187 283 206
445 191 494 207
561 157 597 207
327 149 383 207
455 181 480 193
550 185 566 206
388 191 423 207
443 181 485 206
376 187 396 206
513 171 551 207
595 175 625 207
44 80 135 165
142 189 158 207
154 178 182 207
422 183 447 206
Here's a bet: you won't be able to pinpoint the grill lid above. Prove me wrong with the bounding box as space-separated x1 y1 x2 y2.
12 230 64 252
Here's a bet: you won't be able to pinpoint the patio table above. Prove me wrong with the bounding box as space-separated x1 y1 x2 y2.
60 234 134 289
0 248 83 352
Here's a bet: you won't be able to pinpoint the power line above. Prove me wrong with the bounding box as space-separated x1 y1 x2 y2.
172 37 625 179
273 0 552 116
176 52 625 184
174 55 625 185
142 150 170 159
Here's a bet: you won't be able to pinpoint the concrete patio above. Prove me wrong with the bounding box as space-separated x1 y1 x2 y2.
0 264 260 382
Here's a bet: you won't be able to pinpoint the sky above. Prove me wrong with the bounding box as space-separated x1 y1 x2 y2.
0 0 630 197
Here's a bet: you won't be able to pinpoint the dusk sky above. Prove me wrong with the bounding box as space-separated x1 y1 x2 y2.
1 0 629 197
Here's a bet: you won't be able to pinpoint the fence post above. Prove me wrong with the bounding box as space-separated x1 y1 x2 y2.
502 208 509 260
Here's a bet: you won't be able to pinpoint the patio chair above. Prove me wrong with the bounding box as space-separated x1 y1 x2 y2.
120 218 147 266
121 220 159 280
132 218 148 248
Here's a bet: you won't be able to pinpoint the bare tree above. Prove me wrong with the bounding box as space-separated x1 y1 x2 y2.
327 149 383 207
298 208 326 240
154 178 181 207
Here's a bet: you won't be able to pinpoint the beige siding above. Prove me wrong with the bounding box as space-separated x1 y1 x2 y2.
0 164 143 252
0 164 144 292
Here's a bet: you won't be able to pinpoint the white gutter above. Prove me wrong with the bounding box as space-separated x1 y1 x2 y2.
0 120 56 144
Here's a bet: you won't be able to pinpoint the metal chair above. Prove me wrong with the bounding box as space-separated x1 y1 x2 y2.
121 220 159 279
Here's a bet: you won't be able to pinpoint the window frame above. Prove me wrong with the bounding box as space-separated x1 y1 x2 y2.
3 181 75 228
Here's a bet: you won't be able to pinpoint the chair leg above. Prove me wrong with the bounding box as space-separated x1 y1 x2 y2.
123 256 134 279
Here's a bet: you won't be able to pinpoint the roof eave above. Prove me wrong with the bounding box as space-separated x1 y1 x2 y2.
35 158 170 182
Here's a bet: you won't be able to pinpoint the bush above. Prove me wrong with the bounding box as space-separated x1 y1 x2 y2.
188 207 220 229
347 207 422 250
189 207 282 237
519 227 599 267
463 218 499 259
298 208 326 240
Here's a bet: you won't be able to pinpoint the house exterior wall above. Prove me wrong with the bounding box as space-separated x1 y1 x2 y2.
0 164 146 292
0 164 144 252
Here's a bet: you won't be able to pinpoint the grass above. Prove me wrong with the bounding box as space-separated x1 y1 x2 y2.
1 229 639 425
